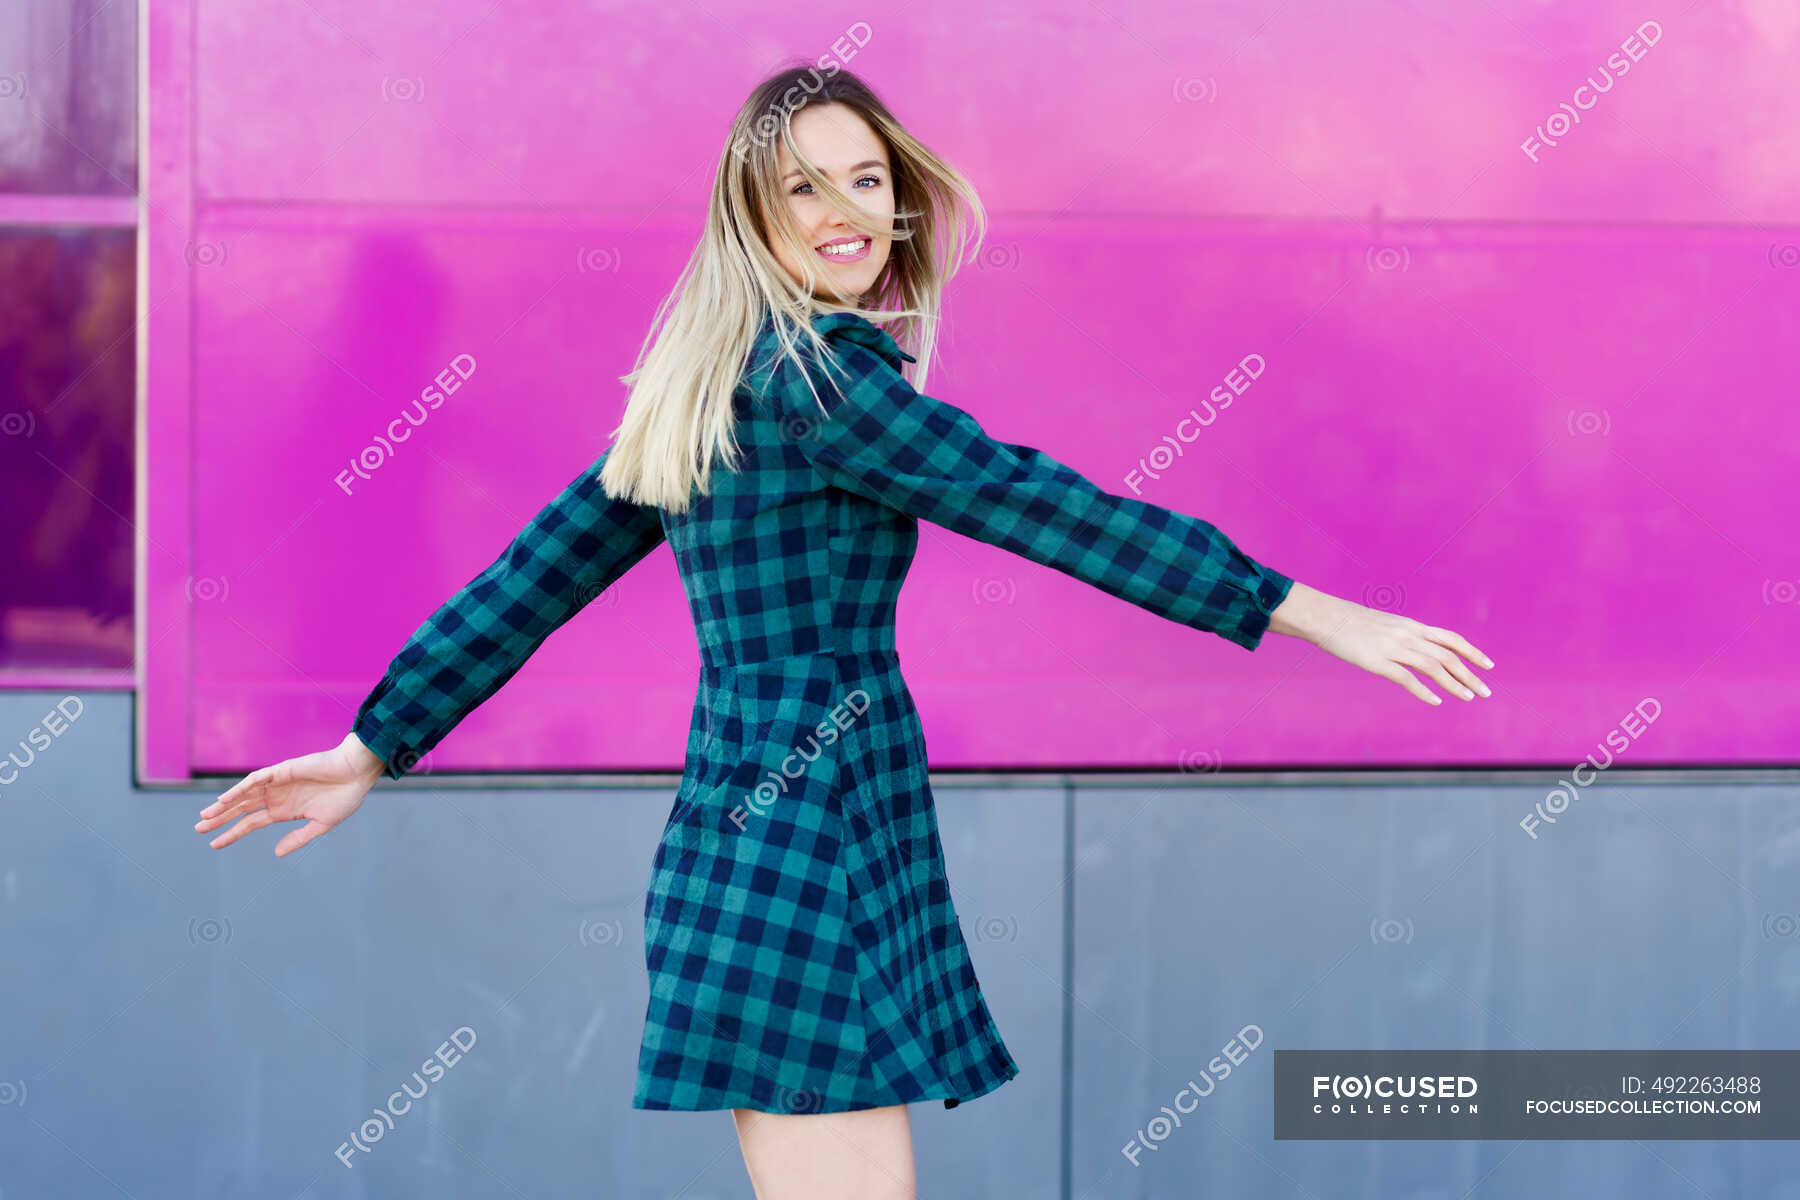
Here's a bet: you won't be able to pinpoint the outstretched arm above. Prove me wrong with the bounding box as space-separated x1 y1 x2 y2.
777 321 1292 650
777 316 1494 704
197 444 664 858
350 444 666 779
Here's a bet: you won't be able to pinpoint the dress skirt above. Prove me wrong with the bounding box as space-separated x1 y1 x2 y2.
632 647 1021 1112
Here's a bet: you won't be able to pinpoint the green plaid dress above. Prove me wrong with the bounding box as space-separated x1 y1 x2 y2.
351 308 1295 1114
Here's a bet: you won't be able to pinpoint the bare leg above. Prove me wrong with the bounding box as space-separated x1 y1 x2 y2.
731 1103 916 1199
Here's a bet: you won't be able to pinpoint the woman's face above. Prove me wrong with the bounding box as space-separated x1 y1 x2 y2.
769 103 894 308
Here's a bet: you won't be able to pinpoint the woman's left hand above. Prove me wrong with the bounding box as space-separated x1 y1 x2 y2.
1267 581 1494 706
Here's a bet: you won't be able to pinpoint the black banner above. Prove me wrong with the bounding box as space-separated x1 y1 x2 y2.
1275 1050 1799 1139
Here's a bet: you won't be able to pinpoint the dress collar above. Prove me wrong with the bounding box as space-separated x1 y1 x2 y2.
808 310 918 368
756 308 917 372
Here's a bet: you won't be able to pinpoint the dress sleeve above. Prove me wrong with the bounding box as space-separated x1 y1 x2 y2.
776 323 1295 652
350 445 666 780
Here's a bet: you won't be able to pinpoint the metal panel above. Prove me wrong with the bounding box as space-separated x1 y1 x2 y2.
1071 779 1800 1197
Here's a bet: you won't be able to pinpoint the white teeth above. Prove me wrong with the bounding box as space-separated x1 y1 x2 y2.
817 239 867 256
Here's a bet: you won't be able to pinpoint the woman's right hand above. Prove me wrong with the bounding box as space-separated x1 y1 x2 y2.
195 732 388 857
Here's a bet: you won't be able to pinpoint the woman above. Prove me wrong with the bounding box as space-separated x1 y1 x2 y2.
197 65 1492 1199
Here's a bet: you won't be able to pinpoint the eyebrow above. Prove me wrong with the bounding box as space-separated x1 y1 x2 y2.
782 159 887 181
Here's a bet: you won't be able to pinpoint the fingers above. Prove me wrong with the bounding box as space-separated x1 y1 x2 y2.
200 765 270 821
1397 648 1476 702
206 808 277 850
1408 627 1493 700
1422 625 1494 672
1381 663 1442 706
273 819 332 858
199 759 301 832
1390 625 1496 707
196 777 268 832
1437 652 1490 699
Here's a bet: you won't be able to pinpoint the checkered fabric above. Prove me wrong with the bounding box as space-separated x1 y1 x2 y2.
349 452 666 780
351 307 1295 1114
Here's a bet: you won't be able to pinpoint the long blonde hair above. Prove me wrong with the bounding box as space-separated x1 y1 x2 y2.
598 64 986 513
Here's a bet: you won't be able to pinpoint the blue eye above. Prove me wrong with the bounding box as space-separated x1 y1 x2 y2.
791 175 882 196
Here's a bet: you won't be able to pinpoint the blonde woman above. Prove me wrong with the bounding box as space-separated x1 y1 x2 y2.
197 64 1493 1199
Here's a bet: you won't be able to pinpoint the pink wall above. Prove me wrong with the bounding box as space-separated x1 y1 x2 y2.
145 2 1800 781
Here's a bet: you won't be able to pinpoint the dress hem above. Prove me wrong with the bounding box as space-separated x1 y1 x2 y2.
630 1058 1021 1115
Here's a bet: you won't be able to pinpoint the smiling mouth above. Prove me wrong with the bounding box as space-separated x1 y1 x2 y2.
815 238 869 258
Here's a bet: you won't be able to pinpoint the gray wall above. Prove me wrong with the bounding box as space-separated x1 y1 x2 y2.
2 691 1796 1198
